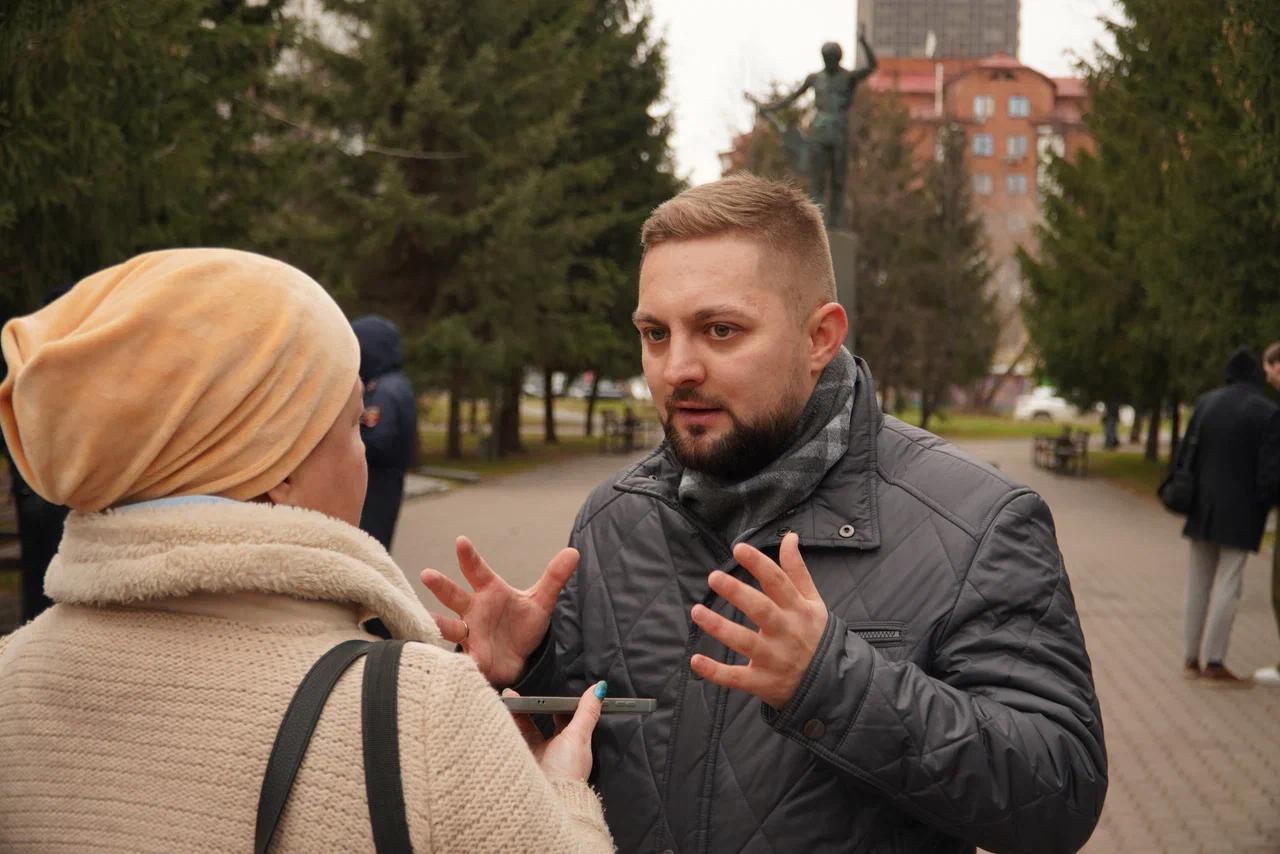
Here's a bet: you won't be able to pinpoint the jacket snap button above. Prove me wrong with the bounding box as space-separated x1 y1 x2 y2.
775 526 792 538
838 524 855 539
803 718 826 739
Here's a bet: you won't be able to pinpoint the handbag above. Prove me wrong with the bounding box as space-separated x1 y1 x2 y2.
1158 415 1201 515
255 638 413 854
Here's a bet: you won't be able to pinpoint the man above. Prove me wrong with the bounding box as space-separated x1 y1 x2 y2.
1254 342 1280 686
423 175 1106 852
1179 347 1280 686
352 315 418 550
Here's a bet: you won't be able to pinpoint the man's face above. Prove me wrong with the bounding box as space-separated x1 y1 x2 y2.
634 234 814 479
1265 359 1280 390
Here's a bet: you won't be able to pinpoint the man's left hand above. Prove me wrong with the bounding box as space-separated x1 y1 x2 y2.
690 533 828 710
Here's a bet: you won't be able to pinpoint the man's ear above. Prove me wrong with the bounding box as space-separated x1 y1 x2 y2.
806 302 848 374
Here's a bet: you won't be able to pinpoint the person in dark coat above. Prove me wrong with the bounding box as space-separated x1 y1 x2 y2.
421 175 1106 853
4 449 69 623
351 316 418 550
3 284 72 623
1254 342 1280 687
1179 347 1280 685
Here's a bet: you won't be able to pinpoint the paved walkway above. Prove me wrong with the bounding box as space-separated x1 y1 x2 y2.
392 437 1280 852
960 440 1280 853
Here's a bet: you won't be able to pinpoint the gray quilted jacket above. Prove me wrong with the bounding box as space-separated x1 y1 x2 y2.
520 360 1106 853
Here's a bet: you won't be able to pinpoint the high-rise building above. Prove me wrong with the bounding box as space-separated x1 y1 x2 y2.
857 0 1019 59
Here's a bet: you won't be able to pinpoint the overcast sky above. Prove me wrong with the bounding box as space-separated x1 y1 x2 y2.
647 0 1123 184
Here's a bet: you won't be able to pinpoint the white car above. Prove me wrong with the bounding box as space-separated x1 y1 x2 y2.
1013 387 1079 422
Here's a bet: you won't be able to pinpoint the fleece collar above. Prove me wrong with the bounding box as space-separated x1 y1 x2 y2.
45 500 444 645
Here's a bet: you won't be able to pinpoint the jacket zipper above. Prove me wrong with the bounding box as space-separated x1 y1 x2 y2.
852 628 903 643
630 489 732 854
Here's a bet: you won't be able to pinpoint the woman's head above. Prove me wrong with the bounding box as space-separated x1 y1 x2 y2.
0 248 366 522
264 376 368 526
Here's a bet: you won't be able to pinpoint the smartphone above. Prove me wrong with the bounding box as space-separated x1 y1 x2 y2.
501 695 657 715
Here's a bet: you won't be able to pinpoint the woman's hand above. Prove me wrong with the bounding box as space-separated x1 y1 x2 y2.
505 681 607 782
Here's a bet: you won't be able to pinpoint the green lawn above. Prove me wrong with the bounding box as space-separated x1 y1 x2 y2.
416 407 1098 480
895 411 1179 503
897 410 1098 440
414 395 660 478
1087 449 1168 498
417 431 622 478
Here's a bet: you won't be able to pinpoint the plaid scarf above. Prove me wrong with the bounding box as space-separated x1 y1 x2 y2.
677 347 856 545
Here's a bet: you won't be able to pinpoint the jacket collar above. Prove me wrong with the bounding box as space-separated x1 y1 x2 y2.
615 357 883 552
45 499 446 646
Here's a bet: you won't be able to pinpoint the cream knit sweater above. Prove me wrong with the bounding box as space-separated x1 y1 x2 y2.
0 501 613 853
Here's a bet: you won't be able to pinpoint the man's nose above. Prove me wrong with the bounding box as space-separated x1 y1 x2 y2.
662 335 706 388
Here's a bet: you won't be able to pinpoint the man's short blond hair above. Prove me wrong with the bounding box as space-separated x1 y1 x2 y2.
1265 342 1280 365
640 173 838 314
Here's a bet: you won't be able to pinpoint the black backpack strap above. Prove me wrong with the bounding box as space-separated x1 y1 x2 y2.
362 639 414 854
255 639 372 854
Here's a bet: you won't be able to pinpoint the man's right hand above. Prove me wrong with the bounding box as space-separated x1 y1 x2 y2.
420 536 578 687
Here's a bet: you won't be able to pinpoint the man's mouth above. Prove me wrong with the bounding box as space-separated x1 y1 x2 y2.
672 404 724 428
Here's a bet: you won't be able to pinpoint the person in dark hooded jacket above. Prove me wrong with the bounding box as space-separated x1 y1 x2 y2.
351 316 418 549
1178 347 1280 685
3 284 72 623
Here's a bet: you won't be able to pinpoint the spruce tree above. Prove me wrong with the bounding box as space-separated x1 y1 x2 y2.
0 0 290 320
1023 0 1280 461
909 123 996 430
273 0 603 456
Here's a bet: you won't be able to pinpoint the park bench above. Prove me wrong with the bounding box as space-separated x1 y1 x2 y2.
600 409 655 454
1032 429 1090 476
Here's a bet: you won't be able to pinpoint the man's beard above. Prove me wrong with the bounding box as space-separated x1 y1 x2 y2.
663 389 806 481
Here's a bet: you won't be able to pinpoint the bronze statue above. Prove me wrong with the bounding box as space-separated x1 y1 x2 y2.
750 30 877 229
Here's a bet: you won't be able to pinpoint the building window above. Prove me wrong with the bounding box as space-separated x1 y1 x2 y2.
1006 173 1028 195
1006 134 1029 159
972 133 994 157
973 173 994 195
973 95 995 119
1009 95 1030 117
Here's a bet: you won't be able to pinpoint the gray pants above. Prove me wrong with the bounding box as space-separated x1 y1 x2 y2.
1184 540 1249 665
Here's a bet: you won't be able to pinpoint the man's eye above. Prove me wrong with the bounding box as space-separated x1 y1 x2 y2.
708 324 736 340
642 328 668 343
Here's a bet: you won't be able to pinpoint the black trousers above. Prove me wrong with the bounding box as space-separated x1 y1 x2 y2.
360 469 406 551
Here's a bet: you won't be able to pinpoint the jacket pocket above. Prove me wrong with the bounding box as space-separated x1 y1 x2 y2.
847 621 906 647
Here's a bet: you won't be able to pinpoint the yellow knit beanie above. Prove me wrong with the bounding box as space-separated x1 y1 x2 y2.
0 248 360 512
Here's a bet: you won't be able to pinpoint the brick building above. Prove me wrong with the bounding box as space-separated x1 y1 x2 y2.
866 54 1091 368
720 52 1090 395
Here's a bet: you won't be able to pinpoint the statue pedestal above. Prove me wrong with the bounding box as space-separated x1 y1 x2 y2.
828 229 857 353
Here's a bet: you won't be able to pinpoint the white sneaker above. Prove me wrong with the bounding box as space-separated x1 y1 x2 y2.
1254 665 1280 686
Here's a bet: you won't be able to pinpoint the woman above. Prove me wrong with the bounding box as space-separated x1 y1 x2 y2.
0 249 612 852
